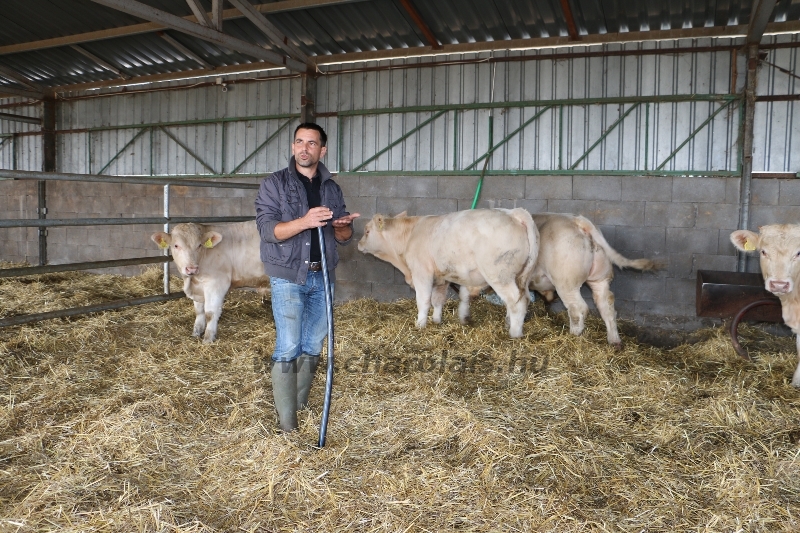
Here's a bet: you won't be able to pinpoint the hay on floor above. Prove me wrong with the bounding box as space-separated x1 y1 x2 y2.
0 265 799 532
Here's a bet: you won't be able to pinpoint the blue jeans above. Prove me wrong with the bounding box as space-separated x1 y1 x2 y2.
270 272 333 362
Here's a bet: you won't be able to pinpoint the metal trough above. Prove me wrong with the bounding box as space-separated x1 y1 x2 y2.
695 269 782 360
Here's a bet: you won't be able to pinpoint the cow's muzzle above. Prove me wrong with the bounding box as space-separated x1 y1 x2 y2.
767 278 792 294
184 266 199 276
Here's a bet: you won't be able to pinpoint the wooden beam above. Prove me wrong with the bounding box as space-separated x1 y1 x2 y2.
0 1 369 56
227 0 310 65
185 0 213 27
397 0 440 50
70 45 129 80
157 31 215 69
87 0 306 72
747 0 779 44
558 0 581 41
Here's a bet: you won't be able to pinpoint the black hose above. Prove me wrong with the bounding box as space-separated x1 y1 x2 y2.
317 226 334 448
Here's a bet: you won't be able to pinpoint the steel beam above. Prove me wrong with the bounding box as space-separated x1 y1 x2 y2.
227 0 310 65
157 31 214 69
0 256 172 278
0 216 254 229
185 0 213 27
158 126 218 174
211 0 224 31
747 0 779 44
558 0 581 41
70 45 129 80
398 0 440 49
301 74 316 123
0 292 186 328
0 169 261 188
87 0 307 72
0 85 44 100
738 44 760 272
0 111 41 125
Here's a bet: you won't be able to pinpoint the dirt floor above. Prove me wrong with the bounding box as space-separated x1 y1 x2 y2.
1 267 799 532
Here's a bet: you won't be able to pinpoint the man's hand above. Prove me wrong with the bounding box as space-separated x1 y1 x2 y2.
333 213 360 241
332 213 360 228
302 206 335 228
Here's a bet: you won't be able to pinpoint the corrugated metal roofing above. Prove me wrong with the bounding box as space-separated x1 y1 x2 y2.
0 0 799 95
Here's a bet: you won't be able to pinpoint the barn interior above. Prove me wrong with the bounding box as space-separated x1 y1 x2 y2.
2 1 800 531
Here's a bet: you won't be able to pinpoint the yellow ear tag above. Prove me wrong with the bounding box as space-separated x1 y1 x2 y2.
204 238 214 248
744 239 756 251
158 240 169 249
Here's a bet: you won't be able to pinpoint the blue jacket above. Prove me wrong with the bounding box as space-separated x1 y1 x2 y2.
255 157 352 284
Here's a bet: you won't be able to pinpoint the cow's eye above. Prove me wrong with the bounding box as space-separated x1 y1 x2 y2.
761 249 767 257
174 244 180 249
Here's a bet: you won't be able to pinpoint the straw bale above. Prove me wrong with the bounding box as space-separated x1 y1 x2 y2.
1 265 799 532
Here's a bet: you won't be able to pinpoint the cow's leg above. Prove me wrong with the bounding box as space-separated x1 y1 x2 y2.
586 278 621 348
492 283 527 338
413 275 434 329
202 282 229 343
431 283 448 324
192 299 206 337
557 285 589 337
793 335 800 388
458 285 472 324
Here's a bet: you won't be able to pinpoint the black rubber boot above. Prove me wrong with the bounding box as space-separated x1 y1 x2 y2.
296 354 320 410
270 360 298 432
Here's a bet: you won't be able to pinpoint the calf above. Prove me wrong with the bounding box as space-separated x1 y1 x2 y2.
530 213 660 347
151 221 269 343
358 208 539 338
731 224 800 387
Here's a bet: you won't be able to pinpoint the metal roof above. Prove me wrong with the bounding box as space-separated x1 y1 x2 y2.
0 0 798 97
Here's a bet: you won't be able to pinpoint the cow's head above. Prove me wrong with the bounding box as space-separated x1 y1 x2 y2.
357 212 408 258
151 223 222 277
731 224 800 295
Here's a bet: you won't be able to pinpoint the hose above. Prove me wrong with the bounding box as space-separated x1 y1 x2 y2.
316 226 334 448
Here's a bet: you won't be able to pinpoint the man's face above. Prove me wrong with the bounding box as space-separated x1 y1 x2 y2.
292 128 327 169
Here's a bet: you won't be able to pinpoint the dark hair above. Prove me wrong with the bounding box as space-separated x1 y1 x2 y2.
294 123 327 147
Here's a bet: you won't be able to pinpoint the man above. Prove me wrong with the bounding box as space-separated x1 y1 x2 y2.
255 123 359 432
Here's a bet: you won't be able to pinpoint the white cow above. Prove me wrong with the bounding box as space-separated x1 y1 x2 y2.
731 224 800 387
357 208 539 338
151 220 269 343
530 213 661 347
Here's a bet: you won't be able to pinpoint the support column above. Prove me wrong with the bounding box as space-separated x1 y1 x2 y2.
39 95 57 266
737 44 759 272
300 73 316 124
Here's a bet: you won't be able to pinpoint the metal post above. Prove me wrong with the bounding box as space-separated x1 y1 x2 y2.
40 95 56 266
737 44 759 272
163 184 170 294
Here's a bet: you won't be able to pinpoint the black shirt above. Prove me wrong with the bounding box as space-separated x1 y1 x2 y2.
299 170 322 262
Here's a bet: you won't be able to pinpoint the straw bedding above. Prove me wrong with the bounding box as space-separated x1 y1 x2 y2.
1 265 799 532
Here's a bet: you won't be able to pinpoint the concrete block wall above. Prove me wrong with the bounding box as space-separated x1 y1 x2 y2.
2 174 799 331
0 177 260 275
333 174 785 331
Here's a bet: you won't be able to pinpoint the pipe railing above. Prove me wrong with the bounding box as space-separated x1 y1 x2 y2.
0 169 261 327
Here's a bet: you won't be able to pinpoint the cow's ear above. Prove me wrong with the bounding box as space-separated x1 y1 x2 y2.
730 230 760 252
151 232 171 249
374 214 385 231
203 231 223 248
395 211 408 218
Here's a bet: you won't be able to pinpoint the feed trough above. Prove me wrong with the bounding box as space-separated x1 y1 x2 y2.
695 269 782 359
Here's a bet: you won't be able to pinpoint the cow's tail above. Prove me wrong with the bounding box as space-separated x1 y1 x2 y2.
574 215 662 271
508 208 540 291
